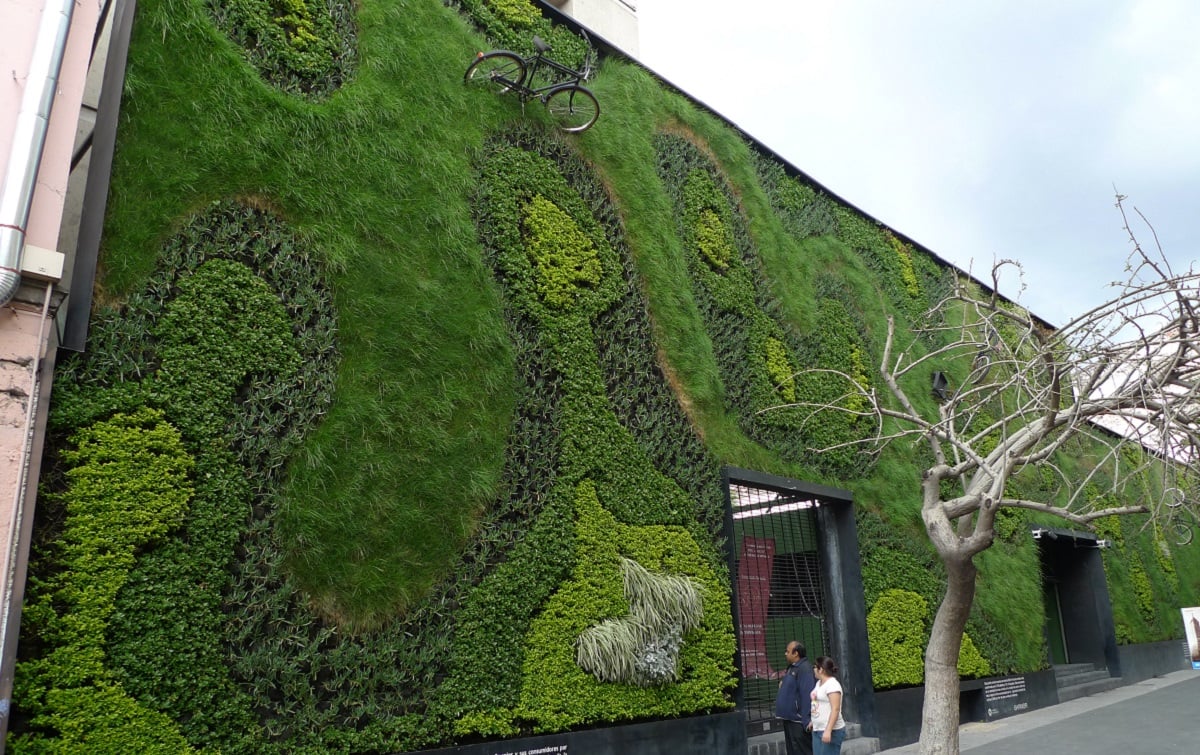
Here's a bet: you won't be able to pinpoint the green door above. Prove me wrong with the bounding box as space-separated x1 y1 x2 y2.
1043 580 1068 664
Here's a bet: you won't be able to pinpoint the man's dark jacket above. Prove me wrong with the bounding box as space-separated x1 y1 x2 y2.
774 657 815 726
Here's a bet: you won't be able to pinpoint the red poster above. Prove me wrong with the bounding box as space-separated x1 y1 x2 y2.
737 536 779 679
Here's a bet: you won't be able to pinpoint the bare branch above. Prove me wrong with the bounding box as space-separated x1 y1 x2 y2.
767 194 1200 551
791 194 1200 755
999 498 1150 526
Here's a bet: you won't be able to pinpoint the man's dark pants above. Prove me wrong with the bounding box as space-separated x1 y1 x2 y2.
783 720 813 755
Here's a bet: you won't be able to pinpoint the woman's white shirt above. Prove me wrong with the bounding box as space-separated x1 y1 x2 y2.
810 677 845 731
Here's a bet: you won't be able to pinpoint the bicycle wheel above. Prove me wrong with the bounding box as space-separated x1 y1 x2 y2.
544 85 599 133
1169 517 1194 546
967 351 993 385
1164 487 1187 508
465 52 526 94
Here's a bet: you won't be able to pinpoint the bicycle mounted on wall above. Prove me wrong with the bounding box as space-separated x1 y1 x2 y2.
464 33 600 133
1164 486 1197 545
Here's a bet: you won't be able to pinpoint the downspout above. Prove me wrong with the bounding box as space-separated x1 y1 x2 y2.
0 0 76 306
0 282 53 738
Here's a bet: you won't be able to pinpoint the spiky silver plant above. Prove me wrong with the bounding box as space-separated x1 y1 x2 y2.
576 558 704 686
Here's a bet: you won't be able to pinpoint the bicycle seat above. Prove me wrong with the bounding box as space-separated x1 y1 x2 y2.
534 36 551 53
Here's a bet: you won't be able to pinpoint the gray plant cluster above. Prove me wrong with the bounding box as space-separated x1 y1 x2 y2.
631 626 684 684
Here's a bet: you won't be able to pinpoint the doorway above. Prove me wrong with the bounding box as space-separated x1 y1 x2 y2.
1042 577 1069 665
723 467 876 739
1033 527 1120 674
727 480 826 723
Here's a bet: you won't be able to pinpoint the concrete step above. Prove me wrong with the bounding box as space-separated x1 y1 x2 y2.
843 735 881 755
1056 675 1122 703
1051 662 1096 679
746 724 878 755
1054 669 1113 688
1052 662 1097 675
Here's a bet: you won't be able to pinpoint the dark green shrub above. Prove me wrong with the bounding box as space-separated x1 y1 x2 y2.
443 129 735 741
26 202 340 752
149 258 301 442
753 155 837 239
452 0 588 72
786 286 876 474
655 134 877 480
207 0 358 97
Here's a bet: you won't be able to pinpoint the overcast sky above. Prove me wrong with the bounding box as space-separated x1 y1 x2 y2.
638 0 1200 327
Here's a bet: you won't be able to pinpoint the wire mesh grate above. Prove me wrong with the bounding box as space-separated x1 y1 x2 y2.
728 482 828 726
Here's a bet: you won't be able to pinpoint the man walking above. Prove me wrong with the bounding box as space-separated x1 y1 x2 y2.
775 640 816 755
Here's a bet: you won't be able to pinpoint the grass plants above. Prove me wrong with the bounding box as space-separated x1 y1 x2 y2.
13 0 1200 751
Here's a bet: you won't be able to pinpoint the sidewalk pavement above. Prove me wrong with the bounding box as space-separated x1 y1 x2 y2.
877 669 1200 754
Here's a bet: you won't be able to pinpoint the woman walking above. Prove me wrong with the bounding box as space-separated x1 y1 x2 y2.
810 656 845 755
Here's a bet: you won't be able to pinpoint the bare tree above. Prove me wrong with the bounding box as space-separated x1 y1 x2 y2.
771 196 1200 755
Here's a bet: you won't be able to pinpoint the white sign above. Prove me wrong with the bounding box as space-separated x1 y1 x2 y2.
1182 607 1200 670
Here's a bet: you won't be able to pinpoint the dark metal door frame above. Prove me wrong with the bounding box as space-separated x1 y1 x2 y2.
722 466 877 738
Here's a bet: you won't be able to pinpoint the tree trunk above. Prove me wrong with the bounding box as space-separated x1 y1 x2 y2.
918 554 978 755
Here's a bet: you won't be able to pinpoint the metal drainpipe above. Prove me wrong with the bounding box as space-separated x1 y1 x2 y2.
0 282 53 739
0 0 76 306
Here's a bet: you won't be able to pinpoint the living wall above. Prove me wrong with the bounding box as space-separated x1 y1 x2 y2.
11 0 1200 751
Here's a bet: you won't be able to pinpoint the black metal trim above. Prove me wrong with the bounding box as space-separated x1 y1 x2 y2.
723 466 852 503
719 467 747 713
721 466 876 738
61 0 136 353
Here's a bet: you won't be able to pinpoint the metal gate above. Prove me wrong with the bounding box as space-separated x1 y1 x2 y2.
727 480 829 731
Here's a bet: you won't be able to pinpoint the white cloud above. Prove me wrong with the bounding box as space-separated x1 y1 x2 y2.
638 2 1200 327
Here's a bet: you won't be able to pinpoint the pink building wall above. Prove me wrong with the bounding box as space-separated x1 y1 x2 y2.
0 0 104 728
2 0 99 252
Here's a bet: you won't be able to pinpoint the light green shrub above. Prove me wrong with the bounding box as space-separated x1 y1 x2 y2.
511 482 735 733
1131 557 1156 625
694 208 733 271
867 590 928 688
14 408 195 751
958 633 991 679
867 589 991 688
764 336 797 402
522 194 603 309
886 231 921 298
484 0 540 28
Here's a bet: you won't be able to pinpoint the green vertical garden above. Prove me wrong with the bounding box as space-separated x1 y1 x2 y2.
11 0 1200 752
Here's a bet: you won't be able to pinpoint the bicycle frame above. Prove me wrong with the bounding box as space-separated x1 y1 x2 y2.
465 34 600 133
510 40 587 102
1170 507 1197 545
